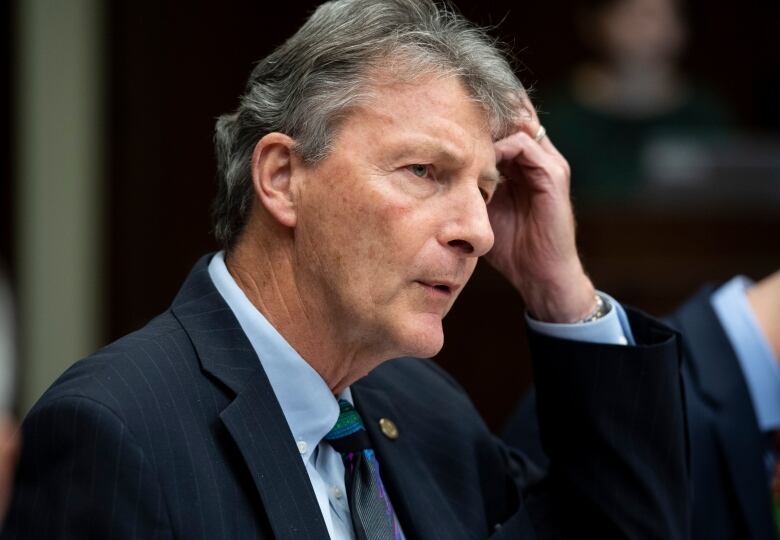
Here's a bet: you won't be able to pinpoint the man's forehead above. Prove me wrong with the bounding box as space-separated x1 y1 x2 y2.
360 74 493 142
367 71 481 112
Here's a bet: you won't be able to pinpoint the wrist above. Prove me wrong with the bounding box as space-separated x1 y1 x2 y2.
523 272 597 323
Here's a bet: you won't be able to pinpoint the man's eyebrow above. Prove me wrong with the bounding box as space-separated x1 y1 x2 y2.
389 140 465 167
389 139 504 184
419 144 503 186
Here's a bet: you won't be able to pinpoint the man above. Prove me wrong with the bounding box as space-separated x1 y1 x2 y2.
2 1 688 538
505 270 780 539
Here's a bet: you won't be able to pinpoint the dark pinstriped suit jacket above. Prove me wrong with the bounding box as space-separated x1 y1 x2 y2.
2 255 689 539
667 287 777 539
505 286 777 540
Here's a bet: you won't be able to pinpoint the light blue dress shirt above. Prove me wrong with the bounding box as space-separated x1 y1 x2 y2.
711 276 780 432
526 292 635 345
209 252 357 539
208 250 632 539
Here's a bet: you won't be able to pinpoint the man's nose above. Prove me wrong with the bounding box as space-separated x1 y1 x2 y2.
443 187 494 258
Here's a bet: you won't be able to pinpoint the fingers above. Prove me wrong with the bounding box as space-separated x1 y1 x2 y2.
494 94 571 190
516 93 539 126
512 95 562 158
495 130 570 178
495 131 547 166
534 126 566 160
518 118 560 157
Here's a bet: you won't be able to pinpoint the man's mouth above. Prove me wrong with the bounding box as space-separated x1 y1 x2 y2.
415 280 460 297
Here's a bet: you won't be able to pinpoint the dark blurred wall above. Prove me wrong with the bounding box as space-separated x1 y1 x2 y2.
104 0 780 431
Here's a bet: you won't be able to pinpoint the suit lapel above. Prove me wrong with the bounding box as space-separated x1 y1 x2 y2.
219 380 329 539
171 255 329 539
671 288 774 538
352 380 466 540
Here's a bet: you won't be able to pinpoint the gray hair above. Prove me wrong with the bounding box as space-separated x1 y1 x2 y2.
213 0 525 249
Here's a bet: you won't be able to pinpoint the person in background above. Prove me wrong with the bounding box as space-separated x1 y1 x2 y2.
542 0 729 202
0 419 17 527
0 267 19 527
504 269 780 539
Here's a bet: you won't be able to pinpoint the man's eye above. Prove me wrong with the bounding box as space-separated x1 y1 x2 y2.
407 164 430 178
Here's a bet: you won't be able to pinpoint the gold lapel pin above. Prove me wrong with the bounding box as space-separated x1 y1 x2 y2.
379 418 399 440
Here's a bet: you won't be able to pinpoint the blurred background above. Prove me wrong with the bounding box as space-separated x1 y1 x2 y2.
1 0 779 430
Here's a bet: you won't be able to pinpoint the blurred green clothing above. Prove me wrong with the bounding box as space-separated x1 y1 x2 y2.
540 84 730 204
775 499 779 535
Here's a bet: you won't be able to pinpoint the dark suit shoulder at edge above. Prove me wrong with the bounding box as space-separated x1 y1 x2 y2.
19 392 176 537
29 310 187 417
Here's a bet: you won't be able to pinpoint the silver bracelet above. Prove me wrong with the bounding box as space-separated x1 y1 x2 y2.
577 293 612 323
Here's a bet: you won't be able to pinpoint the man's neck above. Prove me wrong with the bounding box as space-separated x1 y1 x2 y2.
225 232 382 394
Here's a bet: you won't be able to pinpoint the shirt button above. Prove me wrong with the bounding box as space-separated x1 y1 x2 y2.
296 441 308 454
331 486 343 500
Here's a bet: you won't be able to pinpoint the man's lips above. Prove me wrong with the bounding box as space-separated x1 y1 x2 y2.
414 280 462 297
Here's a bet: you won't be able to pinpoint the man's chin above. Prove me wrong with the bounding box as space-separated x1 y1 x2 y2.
398 314 444 359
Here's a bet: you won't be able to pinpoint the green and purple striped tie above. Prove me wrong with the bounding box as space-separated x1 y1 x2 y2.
325 399 404 540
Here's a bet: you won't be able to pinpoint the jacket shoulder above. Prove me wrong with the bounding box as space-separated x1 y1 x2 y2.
30 310 200 426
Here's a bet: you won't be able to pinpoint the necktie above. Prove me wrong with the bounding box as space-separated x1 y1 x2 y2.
325 399 403 540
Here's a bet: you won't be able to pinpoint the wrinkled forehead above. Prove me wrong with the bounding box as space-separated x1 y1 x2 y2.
328 72 500 179
361 68 495 136
352 62 519 142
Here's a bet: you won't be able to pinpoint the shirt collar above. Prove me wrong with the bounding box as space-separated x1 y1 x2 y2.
711 275 780 432
207 251 347 464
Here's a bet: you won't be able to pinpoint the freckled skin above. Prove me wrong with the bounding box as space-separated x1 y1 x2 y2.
230 69 591 391
292 75 497 365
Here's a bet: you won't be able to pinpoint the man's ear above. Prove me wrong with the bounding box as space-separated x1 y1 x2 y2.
251 132 300 228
